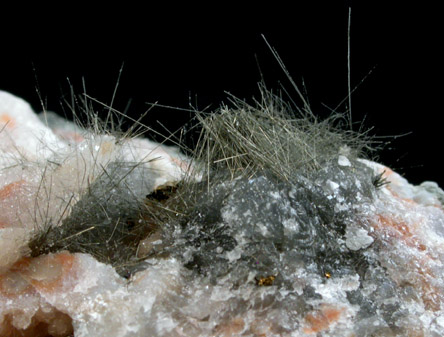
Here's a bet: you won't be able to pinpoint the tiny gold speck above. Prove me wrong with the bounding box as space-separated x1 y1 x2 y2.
256 275 276 286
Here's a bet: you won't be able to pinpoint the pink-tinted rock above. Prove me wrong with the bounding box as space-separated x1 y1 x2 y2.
1 90 444 336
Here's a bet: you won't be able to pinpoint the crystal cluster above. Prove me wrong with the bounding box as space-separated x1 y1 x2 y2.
1 90 444 336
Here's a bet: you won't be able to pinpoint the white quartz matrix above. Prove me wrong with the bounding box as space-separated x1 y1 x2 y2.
1 90 444 336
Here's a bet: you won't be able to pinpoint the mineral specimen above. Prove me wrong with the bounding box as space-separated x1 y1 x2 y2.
1 90 444 336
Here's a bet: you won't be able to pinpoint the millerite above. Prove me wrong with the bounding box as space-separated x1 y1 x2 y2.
1 59 443 336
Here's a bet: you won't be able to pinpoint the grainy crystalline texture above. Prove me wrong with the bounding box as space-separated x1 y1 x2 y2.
1 90 444 336
0 90 193 272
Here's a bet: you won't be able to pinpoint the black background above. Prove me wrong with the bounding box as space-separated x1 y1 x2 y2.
1 4 442 187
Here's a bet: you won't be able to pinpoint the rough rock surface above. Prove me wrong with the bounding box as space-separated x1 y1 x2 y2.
1 90 444 336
